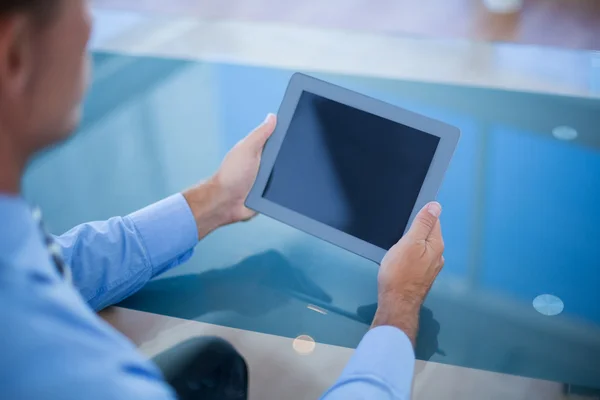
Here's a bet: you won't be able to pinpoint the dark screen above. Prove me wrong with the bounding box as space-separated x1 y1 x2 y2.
263 91 440 250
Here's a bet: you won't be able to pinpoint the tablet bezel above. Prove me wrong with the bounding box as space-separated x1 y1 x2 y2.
246 73 460 264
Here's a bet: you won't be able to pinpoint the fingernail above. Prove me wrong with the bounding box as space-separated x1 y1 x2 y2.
427 202 442 218
264 113 274 123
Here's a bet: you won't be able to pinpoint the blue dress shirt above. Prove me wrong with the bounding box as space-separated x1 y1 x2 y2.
0 193 415 399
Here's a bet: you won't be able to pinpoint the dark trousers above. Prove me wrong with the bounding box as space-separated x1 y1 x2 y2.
153 337 248 400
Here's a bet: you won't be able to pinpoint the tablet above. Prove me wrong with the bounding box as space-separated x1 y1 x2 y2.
246 73 460 264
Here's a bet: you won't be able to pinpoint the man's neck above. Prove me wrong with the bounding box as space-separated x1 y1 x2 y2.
0 134 25 195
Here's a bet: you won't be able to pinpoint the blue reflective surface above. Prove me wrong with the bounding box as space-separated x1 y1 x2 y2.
24 52 600 390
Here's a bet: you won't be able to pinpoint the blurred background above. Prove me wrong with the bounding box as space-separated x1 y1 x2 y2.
25 1 600 399
93 0 600 50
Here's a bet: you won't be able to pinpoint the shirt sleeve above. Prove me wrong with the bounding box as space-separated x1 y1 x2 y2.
55 194 198 310
320 326 416 400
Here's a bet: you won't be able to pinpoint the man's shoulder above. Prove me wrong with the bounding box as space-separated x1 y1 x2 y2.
0 227 59 286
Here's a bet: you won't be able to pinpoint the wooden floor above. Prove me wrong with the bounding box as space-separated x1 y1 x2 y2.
93 0 600 50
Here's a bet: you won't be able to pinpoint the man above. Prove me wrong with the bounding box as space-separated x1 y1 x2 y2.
0 1 445 399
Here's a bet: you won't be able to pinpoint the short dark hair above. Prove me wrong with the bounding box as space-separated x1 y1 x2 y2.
0 0 58 22
0 0 46 12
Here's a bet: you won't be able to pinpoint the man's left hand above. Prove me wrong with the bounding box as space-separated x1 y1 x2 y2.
183 114 277 240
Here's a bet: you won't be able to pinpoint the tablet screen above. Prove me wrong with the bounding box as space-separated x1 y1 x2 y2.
263 91 440 250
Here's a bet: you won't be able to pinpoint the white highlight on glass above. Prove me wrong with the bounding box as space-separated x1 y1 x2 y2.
533 294 564 316
293 335 316 355
552 126 578 141
307 304 328 315
483 0 523 13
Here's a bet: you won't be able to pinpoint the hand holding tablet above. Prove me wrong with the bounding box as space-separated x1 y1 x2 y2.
246 73 460 264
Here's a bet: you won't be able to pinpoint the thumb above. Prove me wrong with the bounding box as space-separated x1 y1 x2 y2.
248 113 277 153
406 202 442 241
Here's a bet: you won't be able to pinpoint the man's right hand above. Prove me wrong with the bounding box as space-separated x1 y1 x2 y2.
372 202 445 347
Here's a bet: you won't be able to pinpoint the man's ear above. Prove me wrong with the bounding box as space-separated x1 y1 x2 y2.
0 15 34 100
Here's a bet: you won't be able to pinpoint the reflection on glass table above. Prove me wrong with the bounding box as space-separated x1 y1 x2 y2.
23 52 600 394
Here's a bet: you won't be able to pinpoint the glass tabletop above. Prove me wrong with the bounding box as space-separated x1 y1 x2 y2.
23 50 600 392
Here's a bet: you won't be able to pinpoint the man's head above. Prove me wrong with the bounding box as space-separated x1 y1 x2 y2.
0 0 91 173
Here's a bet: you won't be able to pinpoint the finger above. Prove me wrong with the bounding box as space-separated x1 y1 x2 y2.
247 113 277 153
428 219 444 252
406 202 442 241
434 255 446 275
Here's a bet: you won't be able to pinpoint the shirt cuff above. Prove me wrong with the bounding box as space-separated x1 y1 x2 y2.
128 194 198 277
339 326 415 398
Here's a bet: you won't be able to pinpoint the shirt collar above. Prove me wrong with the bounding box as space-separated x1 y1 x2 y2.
0 194 47 269
0 194 33 228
